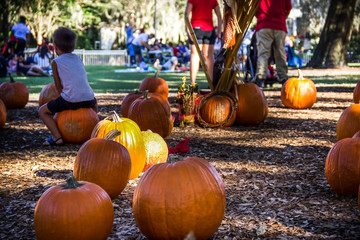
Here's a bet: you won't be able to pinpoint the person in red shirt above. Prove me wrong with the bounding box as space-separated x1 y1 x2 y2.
185 0 222 85
255 0 292 87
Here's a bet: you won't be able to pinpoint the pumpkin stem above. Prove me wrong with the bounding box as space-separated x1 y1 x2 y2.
297 69 303 80
144 90 149 99
8 73 15 83
62 173 83 189
104 129 122 140
155 68 160 79
111 111 122 122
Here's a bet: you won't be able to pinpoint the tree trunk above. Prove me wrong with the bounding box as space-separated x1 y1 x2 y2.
308 0 358 68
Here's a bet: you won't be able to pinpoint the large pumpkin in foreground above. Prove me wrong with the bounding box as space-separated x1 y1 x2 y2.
325 136 360 196
0 99 6 128
139 71 169 100
74 130 131 199
336 104 360 140
133 157 226 240
0 74 29 109
233 82 268 125
39 83 60 107
54 108 99 144
34 174 114 240
91 112 146 179
281 69 316 109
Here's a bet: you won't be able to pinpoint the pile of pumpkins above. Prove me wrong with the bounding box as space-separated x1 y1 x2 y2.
325 81 360 210
32 73 227 240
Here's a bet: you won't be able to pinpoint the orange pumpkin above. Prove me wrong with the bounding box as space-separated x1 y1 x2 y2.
39 83 60 107
133 157 226 240
233 82 268 125
200 95 232 124
139 71 169 100
141 130 168 172
74 130 131 199
0 99 6 128
34 174 114 240
91 112 146 179
121 90 143 117
196 91 237 128
54 108 99 144
353 80 360 103
325 137 360 196
358 185 360 210
0 74 29 109
281 69 317 109
128 91 173 138
336 104 360 140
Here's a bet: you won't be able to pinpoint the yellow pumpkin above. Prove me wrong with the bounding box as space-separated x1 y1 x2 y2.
141 130 168 172
91 112 146 179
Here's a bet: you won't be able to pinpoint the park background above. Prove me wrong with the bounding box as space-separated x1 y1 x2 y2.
1 0 360 68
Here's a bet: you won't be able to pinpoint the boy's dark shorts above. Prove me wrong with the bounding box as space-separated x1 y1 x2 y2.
133 45 142 55
188 28 216 45
47 96 97 113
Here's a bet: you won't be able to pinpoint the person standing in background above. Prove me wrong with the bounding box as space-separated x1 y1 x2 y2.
125 13 136 66
255 0 292 87
132 27 154 65
11 16 31 54
185 0 222 85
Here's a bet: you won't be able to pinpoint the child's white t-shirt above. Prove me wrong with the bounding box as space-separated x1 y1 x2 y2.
54 53 94 103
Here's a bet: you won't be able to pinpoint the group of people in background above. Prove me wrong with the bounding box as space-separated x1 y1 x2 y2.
2 0 312 88
0 16 54 77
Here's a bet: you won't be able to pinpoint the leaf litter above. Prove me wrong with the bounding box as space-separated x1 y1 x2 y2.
0 84 360 239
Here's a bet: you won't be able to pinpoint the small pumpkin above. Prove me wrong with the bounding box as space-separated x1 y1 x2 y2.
128 91 173 138
196 91 237 128
0 74 29 109
139 70 169 100
336 104 360 140
39 83 60 107
133 157 226 240
358 185 360 211
54 108 99 144
91 111 146 179
233 82 268 125
74 130 131 199
0 99 6 128
121 90 142 117
353 80 360 103
325 136 360 196
141 130 168 172
281 69 317 109
34 174 114 240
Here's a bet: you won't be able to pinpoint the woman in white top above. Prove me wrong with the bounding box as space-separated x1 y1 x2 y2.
33 45 52 72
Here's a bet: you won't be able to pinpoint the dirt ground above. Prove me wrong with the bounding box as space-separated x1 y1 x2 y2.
1 69 360 239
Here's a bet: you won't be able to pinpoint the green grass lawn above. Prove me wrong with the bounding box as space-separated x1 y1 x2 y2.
1 65 359 94
0 66 209 94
